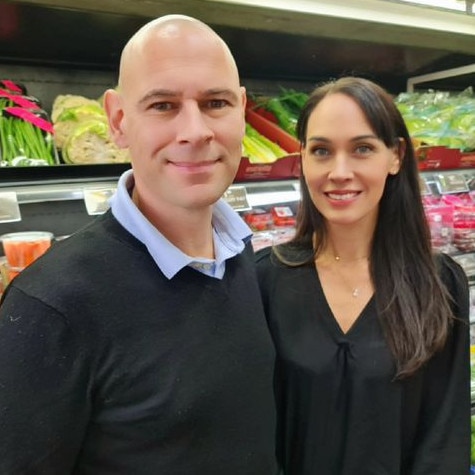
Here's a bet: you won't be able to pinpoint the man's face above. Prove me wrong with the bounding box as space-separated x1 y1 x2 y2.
106 26 246 215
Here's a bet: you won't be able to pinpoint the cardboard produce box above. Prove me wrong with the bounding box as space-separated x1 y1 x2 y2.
416 145 462 170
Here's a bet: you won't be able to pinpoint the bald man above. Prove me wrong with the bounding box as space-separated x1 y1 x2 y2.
0 15 278 474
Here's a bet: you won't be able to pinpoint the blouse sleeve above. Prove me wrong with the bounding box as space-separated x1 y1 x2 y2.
409 254 471 474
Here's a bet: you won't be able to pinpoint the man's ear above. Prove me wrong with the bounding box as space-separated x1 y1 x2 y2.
239 86 247 135
103 88 128 149
240 86 247 111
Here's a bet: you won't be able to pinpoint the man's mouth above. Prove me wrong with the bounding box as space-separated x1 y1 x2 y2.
168 158 221 172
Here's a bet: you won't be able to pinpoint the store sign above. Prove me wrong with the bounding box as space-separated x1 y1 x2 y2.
222 186 251 211
83 187 116 215
435 173 469 194
0 192 21 223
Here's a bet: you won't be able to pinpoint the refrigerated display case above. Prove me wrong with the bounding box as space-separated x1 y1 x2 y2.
0 2 474 463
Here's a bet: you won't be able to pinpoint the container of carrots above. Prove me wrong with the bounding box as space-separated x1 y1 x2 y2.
0 231 53 280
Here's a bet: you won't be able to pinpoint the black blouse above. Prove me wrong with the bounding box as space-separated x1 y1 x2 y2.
256 245 471 475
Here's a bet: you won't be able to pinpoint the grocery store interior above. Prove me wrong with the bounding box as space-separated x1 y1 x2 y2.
0 0 474 464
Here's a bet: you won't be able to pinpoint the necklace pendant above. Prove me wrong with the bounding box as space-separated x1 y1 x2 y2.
352 288 359 298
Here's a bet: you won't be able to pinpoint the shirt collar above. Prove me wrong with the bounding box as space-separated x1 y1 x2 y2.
109 169 252 280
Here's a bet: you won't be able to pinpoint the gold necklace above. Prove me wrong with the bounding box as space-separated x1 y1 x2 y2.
333 255 368 263
332 255 369 298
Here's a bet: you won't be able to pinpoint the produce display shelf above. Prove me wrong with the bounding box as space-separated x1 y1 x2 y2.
0 163 131 187
406 63 475 93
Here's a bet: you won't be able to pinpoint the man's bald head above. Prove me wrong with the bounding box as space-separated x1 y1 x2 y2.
118 15 239 90
103 12 247 215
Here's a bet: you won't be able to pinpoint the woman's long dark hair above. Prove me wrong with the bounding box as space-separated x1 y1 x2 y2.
279 76 453 379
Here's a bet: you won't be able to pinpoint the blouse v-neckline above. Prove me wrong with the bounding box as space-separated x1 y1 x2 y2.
312 264 375 337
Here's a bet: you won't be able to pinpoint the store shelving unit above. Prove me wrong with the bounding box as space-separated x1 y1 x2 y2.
1 0 475 449
406 63 475 92
0 0 474 233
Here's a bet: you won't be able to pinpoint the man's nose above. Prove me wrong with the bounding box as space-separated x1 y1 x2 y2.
176 103 214 144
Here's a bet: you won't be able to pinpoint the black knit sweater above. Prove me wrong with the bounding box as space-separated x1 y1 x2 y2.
0 211 277 475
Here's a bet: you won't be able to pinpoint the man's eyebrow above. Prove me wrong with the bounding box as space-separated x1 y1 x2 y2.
138 89 178 105
204 88 239 101
138 88 239 106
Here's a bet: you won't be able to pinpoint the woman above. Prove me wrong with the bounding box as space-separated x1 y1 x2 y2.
256 77 470 474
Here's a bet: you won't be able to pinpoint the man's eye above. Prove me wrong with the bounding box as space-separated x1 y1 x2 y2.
207 99 228 109
150 102 174 111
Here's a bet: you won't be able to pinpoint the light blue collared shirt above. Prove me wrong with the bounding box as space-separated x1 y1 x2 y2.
109 170 252 280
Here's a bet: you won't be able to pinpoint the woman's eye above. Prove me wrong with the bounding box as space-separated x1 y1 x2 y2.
355 144 372 154
310 146 330 158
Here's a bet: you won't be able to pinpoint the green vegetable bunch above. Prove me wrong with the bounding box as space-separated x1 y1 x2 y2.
0 94 58 166
253 87 309 138
0 111 57 166
242 123 287 164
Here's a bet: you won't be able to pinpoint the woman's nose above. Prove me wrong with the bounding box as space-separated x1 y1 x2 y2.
328 153 353 180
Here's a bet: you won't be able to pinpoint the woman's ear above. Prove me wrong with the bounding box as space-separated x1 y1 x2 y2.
103 88 128 149
389 137 405 175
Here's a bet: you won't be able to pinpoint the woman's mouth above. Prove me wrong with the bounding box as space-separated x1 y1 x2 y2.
326 191 360 201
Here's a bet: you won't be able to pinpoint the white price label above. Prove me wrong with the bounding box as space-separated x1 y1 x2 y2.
223 186 251 211
435 174 469 194
83 188 116 216
0 192 21 223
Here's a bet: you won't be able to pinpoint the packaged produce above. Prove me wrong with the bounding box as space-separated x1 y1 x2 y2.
251 232 274 252
395 87 475 152
0 106 58 166
51 94 102 122
242 123 287 164
61 119 129 164
0 79 27 95
54 102 107 149
51 93 130 164
271 205 296 228
0 231 53 278
441 194 475 252
0 87 59 166
251 87 309 137
243 209 274 231
0 256 8 298
272 227 296 245
422 197 454 252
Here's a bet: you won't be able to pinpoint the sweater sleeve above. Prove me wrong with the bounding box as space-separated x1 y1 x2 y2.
0 285 91 474
409 254 471 474
255 247 278 332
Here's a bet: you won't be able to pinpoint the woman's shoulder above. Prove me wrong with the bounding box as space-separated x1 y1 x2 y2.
433 252 469 318
255 241 314 267
255 246 274 267
433 252 468 285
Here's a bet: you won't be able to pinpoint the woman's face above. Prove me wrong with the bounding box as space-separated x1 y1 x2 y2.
301 92 401 230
